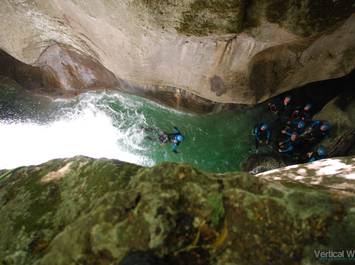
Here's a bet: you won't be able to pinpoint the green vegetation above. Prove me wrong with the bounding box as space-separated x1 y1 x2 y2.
0 156 354 265
178 0 246 35
207 193 225 227
264 0 354 36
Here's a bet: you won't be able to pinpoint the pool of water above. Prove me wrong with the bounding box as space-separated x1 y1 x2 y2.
0 82 268 172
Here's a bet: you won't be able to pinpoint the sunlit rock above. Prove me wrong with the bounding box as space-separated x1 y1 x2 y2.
0 0 354 108
1 156 354 264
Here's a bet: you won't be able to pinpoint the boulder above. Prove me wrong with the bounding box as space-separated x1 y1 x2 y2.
240 153 287 174
314 90 355 157
1 156 355 265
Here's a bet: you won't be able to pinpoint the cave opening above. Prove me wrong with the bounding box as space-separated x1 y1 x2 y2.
245 69 355 173
271 69 355 116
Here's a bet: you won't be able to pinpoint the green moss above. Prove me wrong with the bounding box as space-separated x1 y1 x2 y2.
207 193 225 227
264 0 354 37
177 0 246 36
0 156 354 265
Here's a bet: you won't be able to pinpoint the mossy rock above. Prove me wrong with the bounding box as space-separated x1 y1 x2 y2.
0 156 354 265
135 0 247 36
264 0 354 36
136 0 354 37
178 0 246 35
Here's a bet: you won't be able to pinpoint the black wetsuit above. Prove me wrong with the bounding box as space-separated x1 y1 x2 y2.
301 120 330 144
268 99 294 123
160 127 184 153
289 106 312 122
253 124 271 150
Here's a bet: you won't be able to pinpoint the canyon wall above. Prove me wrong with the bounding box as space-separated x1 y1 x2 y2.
0 0 354 107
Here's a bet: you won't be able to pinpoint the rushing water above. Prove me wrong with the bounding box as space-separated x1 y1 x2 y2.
0 82 267 172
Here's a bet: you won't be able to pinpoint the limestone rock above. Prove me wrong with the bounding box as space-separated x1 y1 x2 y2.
36 44 119 95
314 90 355 157
0 0 354 108
240 153 287 174
257 156 355 193
1 156 354 265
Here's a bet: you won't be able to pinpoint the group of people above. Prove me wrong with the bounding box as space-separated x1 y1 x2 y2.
155 95 331 163
253 96 331 163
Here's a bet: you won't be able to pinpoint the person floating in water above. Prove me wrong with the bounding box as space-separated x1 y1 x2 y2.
160 127 184 153
253 123 271 152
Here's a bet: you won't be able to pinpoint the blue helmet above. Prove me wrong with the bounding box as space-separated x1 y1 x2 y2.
297 120 305 129
320 123 330 131
316 146 327 157
260 124 268 131
176 135 184 142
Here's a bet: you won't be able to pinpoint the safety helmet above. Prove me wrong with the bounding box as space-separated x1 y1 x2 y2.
260 124 268 131
304 103 312 111
283 96 291 106
297 120 305 129
316 146 327 156
176 135 184 142
291 132 298 141
320 123 330 131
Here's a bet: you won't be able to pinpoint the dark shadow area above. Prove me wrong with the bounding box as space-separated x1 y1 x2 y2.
246 69 355 173
0 49 44 90
276 69 355 115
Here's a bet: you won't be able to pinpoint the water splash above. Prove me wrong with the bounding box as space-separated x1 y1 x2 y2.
0 92 153 169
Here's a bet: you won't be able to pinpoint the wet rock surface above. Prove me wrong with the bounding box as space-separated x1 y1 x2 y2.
36 44 119 95
1 43 119 97
314 87 355 157
0 50 44 91
1 156 354 265
0 1 354 108
240 153 287 174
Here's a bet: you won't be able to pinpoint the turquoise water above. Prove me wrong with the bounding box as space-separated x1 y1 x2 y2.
0 82 266 172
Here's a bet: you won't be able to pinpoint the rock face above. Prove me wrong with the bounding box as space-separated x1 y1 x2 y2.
36 44 119 95
240 153 287 174
1 156 355 265
0 0 354 107
313 89 355 157
257 156 355 193
0 44 119 96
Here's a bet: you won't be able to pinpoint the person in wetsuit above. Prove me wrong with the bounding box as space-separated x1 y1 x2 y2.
278 131 299 154
161 127 184 153
284 120 306 135
307 146 327 162
301 120 331 144
253 123 271 152
268 96 293 120
289 103 313 122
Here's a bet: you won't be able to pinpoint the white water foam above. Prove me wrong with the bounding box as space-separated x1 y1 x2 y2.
0 92 153 169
